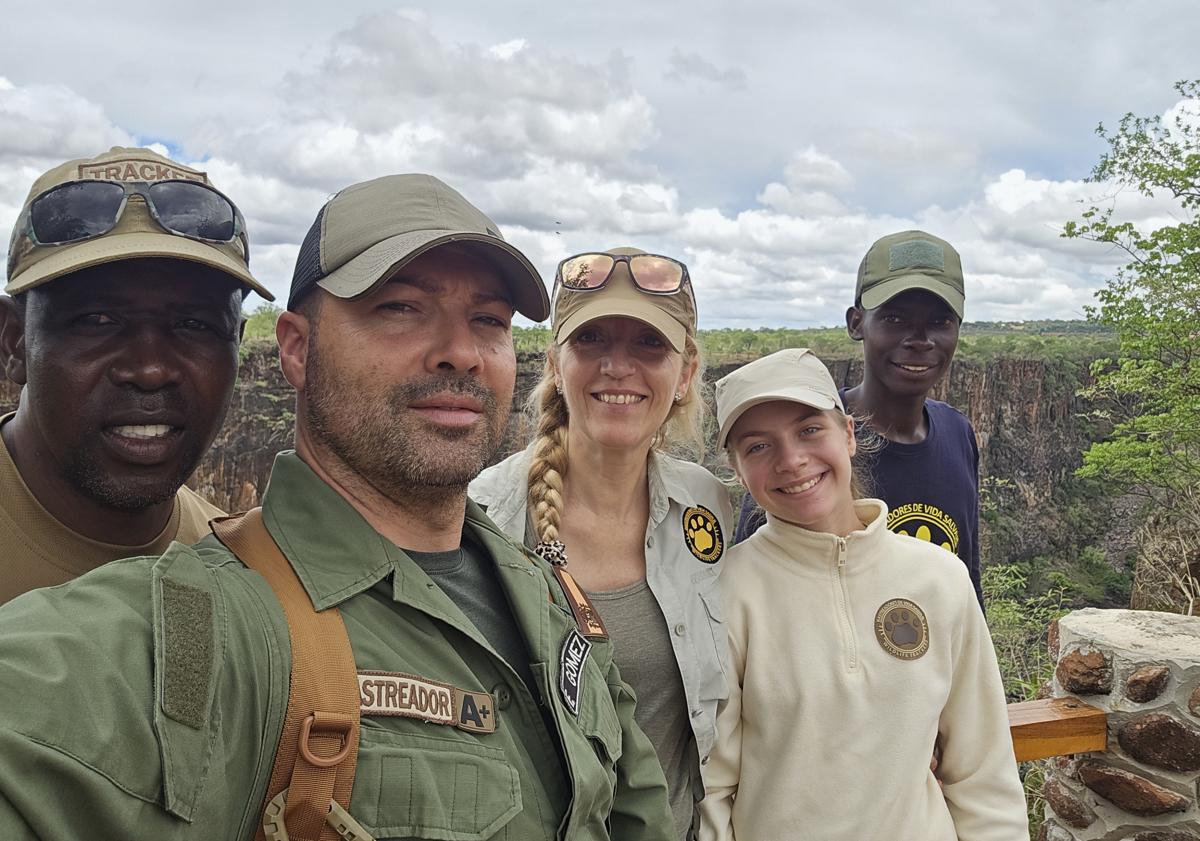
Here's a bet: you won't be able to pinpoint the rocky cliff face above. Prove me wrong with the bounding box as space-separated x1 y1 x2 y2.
0 344 1101 567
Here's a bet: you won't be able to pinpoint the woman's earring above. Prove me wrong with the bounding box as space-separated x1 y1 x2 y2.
674 392 683 402
555 383 563 395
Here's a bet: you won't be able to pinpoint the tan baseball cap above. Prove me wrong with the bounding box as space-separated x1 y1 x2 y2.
715 347 845 449
6 146 270 299
855 229 964 319
552 247 697 353
287 173 549 320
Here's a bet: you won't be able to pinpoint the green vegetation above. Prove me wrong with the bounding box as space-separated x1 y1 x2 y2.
1063 79 1200 615
983 564 1069 838
506 322 1117 365
242 302 281 355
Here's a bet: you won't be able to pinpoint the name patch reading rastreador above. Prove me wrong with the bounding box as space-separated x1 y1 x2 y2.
358 671 496 734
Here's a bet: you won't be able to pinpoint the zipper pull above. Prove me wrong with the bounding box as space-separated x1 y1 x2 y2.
837 537 847 568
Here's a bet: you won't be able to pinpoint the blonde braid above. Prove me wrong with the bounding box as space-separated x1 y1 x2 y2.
526 355 570 544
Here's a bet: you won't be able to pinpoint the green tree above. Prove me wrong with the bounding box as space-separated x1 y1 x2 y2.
1063 79 1200 613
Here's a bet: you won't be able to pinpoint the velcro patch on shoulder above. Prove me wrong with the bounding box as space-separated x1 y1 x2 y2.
160 578 214 729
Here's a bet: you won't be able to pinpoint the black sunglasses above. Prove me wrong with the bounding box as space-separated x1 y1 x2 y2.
15 179 250 260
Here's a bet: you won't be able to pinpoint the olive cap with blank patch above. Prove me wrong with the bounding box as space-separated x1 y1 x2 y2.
287 173 549 320
715 347 845 450
855 230 964 319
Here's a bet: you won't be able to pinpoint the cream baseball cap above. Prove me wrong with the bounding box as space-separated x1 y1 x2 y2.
6 146 269 299
552 247 696 353
715 347 845 449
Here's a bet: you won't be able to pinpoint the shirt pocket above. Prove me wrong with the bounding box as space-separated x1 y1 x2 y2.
694 572 730 700
353 726 522 840
578 668 624 769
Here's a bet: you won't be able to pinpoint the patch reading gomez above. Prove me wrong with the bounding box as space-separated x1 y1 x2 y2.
559 629 592 716
682 505 723 563
874 599 930 660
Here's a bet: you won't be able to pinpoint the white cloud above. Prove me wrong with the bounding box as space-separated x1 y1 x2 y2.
1 9 1196 323
664 50 747 90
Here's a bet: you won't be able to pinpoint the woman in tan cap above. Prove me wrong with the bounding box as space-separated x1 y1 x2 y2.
471 247 732 841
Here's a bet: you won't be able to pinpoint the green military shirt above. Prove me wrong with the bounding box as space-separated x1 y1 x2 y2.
0 452 674 841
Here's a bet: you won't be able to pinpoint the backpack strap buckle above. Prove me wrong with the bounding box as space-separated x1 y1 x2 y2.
263 788 376 841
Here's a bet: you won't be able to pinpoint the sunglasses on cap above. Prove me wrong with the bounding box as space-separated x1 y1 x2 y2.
555 252 690 295
15 179 250 260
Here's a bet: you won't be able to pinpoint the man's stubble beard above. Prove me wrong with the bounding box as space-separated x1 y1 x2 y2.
61 432 204 511
303 335 510 508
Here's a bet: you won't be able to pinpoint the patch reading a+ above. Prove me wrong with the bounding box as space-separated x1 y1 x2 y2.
682 505 723 563
874 599 930 660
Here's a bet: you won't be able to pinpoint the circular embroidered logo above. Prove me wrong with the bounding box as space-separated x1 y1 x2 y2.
874 599 929 660
682 505 723 563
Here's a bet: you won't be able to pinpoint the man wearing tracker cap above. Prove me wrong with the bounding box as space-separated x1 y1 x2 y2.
734 229 985 608
0 173 675 840
0 146 271 603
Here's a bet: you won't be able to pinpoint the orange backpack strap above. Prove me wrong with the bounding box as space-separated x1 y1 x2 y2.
211 509 366 841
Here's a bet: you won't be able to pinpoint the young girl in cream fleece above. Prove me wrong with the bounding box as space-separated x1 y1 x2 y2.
700 348 1027 841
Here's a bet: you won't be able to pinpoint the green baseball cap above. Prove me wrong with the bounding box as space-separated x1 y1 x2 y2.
6 146 269 299
288 174 549 320
855 230 964 319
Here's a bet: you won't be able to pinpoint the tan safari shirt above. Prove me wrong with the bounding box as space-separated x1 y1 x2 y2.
471 446 733 784
0 451 674 840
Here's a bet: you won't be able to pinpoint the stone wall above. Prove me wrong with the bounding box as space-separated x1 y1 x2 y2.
1041 609 1200 840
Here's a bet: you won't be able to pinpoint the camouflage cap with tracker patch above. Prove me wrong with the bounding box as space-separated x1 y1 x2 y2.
6 146 270 299
855 229 965 319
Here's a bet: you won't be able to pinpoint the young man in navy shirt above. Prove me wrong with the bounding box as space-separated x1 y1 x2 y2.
734 230 983 607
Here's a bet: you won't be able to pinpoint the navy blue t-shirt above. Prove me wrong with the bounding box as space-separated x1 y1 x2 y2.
733 396 983 608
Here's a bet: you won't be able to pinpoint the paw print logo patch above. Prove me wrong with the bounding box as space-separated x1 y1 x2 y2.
682 505 723 563
874 598 929 660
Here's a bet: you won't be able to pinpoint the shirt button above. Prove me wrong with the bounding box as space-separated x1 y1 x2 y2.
674 623 687 636
646 536 654 548
492 683 513 710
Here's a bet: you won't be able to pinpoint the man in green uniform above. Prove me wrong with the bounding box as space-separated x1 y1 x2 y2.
0 174 674 840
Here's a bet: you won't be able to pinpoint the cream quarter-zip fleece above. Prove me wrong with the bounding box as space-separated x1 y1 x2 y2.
700 499 1027 841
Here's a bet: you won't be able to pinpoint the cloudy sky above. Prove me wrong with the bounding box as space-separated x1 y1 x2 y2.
1 1 1195 327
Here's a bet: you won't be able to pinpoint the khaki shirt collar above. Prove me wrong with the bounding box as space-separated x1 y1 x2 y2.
647 449 701 527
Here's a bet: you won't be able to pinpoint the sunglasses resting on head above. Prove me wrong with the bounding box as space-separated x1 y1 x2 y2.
12 178 250 259
556 252 690 295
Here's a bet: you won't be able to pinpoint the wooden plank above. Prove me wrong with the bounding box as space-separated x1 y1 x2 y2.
1008 697 1107 762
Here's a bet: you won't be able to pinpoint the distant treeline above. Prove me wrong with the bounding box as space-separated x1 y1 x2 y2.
241 305 1115 366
